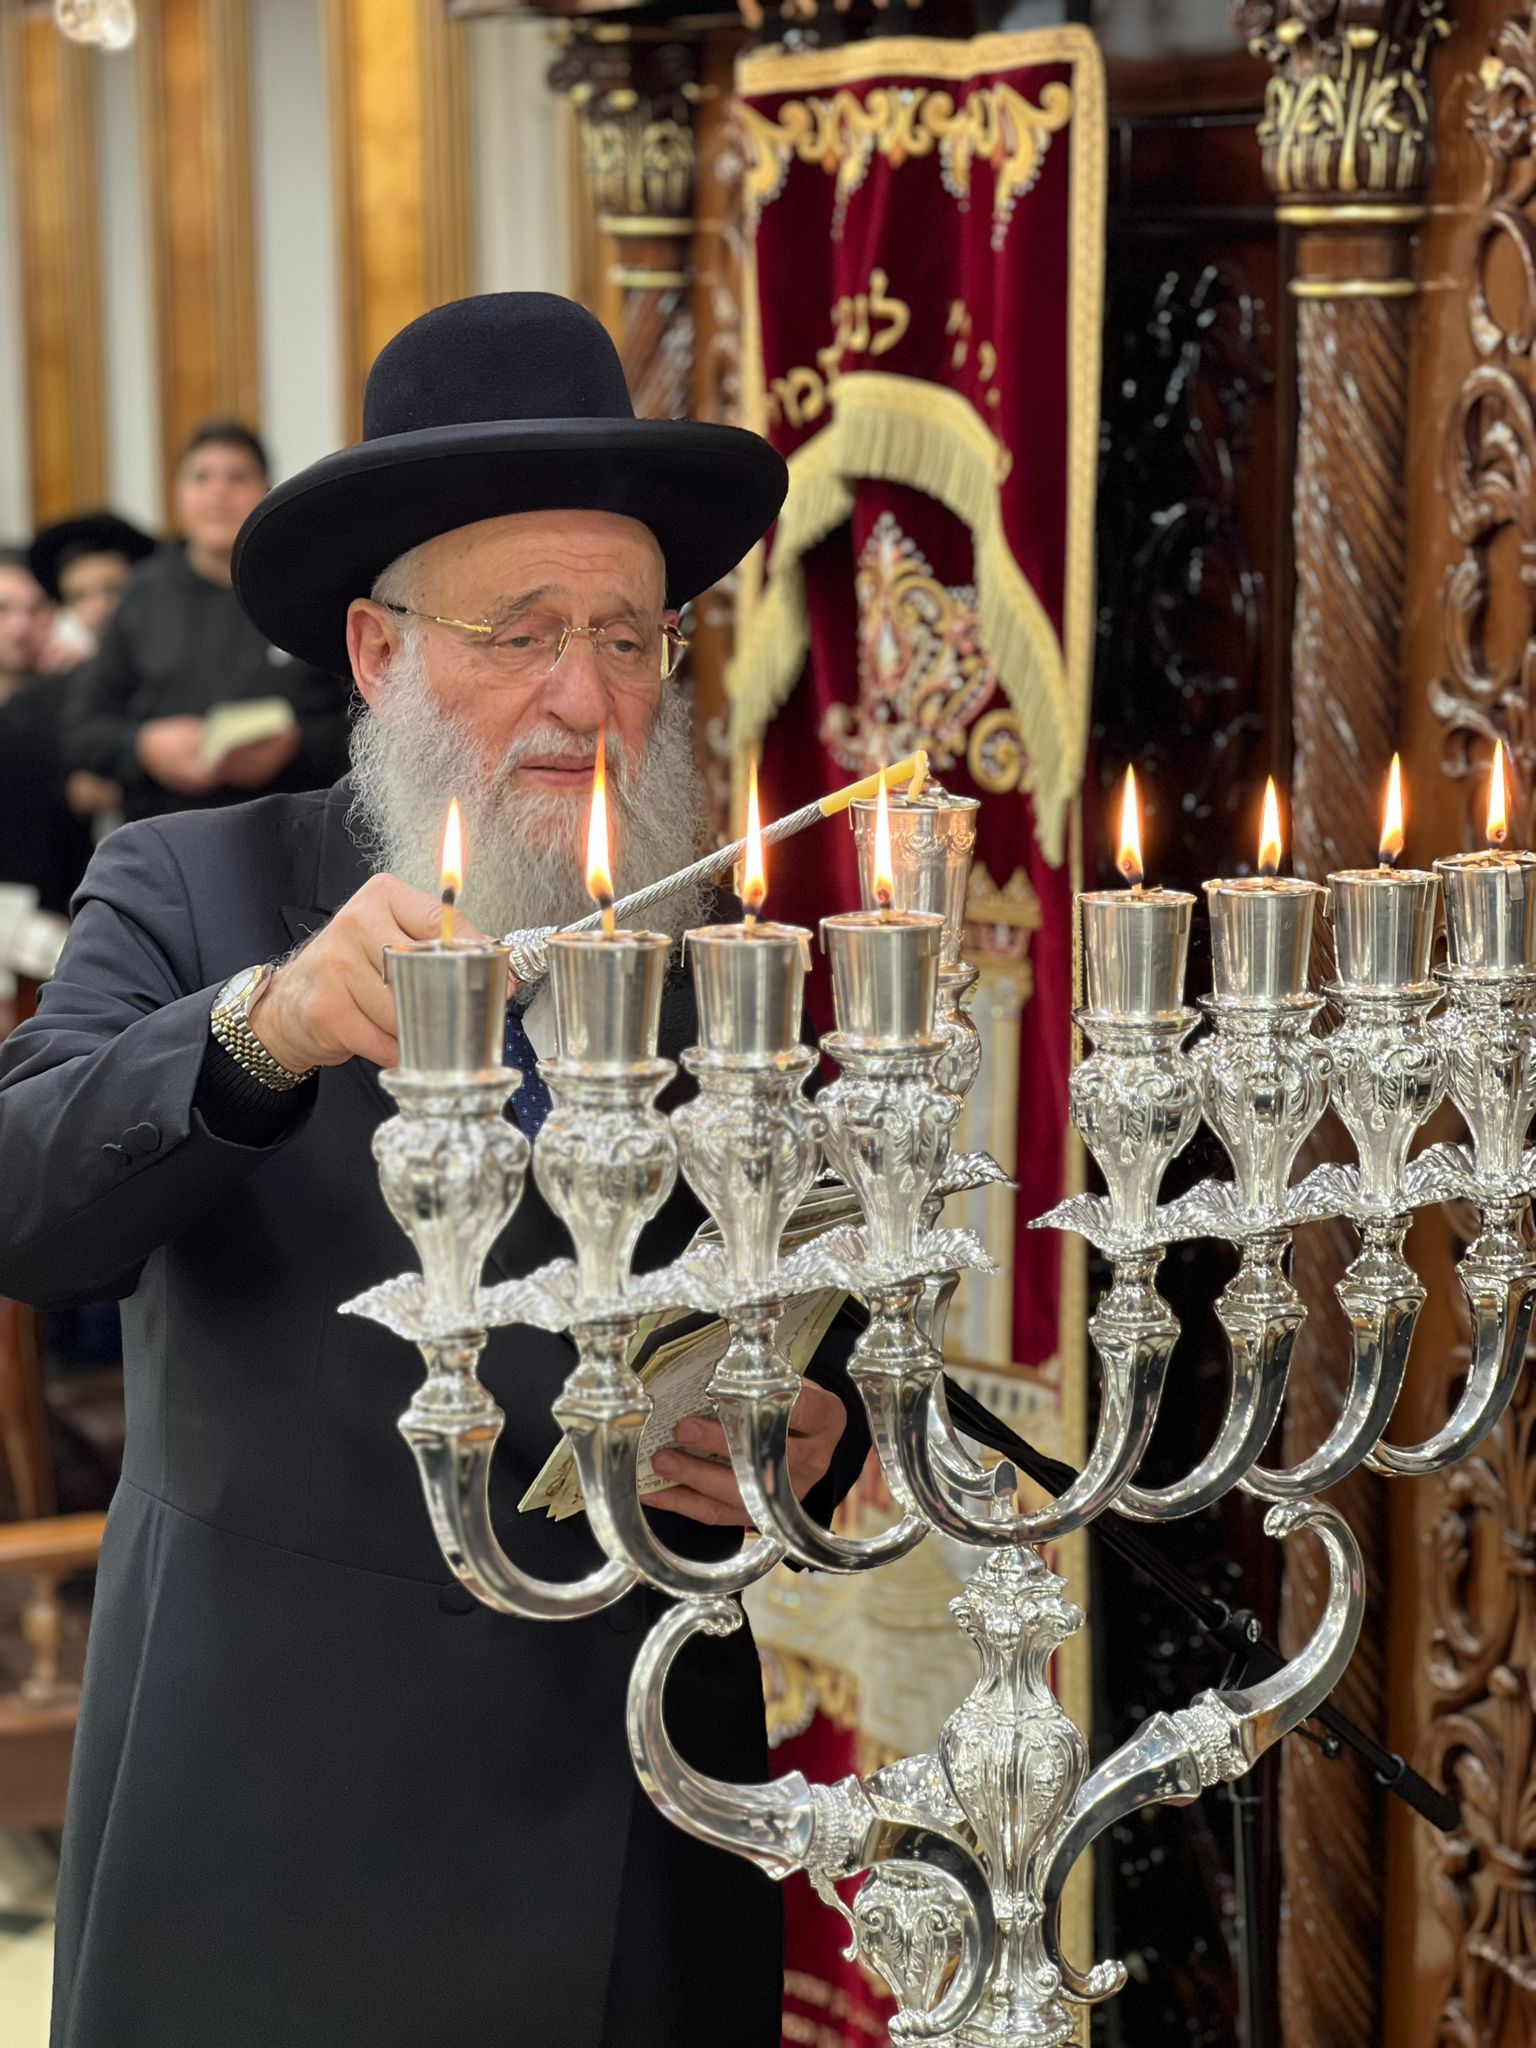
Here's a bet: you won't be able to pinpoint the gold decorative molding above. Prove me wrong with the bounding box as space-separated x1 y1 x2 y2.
3 1 106 522
138 0 258 503
740 76 1073 247
1288 275 1418 297
326 0 470 439
1276 199 1428 223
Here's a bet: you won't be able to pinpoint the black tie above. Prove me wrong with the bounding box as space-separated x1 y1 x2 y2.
503 996 554 1138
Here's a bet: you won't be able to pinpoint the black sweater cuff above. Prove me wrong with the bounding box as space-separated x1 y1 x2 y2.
194 1031 314 1146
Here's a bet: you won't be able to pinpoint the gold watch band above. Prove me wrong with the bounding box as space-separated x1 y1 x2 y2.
211 967 316 1092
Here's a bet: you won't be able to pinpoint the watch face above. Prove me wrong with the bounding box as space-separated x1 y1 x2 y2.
221 966 263 1015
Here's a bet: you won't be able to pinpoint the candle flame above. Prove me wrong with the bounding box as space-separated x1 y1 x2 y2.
873 765 895 912
1117 765 1144 886
1258 777 1283 878
742 757 767 918
586 727 615 926
1489 738 1509 848
440 798 463 944
441 798 463 897
1380 754 1405 866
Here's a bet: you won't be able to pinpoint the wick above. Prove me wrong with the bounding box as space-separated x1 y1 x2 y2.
744 908 760 934
597 891 617 939
1130 880 1144 902
440 886 457 948
876 889 893 925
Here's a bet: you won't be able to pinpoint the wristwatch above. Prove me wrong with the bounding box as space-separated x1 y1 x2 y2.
210 965 316 1092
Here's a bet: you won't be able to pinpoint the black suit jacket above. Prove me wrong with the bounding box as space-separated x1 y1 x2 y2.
0 779 867 2048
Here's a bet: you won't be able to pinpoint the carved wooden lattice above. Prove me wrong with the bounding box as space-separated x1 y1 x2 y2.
1419 11 1536 2038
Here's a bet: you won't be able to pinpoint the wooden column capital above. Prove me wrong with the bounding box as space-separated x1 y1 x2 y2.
547 22 704 420
1240 0 1450 203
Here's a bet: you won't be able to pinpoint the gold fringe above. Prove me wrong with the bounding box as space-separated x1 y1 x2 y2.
727 371 1076 863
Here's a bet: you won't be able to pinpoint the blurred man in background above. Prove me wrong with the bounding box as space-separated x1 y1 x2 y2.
0 550 93 915
64 420 352 821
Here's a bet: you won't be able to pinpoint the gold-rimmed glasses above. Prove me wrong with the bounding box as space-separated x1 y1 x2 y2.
381 602 688 683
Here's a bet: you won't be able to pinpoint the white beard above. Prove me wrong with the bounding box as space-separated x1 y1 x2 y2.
346 632 709 938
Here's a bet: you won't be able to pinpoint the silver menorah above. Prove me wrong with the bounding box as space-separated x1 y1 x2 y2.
343 784 1387 2046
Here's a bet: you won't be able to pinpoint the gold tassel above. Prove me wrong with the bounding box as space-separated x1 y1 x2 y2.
727 370 1080 864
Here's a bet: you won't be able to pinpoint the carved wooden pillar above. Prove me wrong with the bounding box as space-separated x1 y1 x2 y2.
2 0 106 524
548 23 703 425
547 18 747 831
138 0 259 506
1240 4 1448 2043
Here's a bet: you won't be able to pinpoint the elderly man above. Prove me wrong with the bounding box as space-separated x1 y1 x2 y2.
0 295 865 2048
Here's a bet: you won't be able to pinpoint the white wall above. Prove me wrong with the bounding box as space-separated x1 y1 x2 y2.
251 0 342 480
0 40 32 541
468 16 568 300
95 40 161 531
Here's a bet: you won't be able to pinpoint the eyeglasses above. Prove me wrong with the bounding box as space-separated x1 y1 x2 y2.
382 602 688 683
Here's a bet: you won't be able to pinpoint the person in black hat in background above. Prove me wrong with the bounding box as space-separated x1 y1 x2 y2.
29 511 159 825
30 509 156 657
63 420 353 821
0 295 866 2048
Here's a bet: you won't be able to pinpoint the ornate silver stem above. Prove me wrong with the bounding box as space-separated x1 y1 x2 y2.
1362 968 1536 1473
891 1251 1178 1547
628 1596 998 2045
1038 1500 1364 2005
533 1058 678 1312
349 1071 638 1620
1244 1216 1422 1500
1368 1198 1536 1475
1114 996 1328 1518
555 1319 787 1597
1195 993 1331 1223
1120 1230 1301 1521
936 961 984 1100
401 1339 637 1620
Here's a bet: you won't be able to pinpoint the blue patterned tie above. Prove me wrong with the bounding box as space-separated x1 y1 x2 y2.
503 996 554 1138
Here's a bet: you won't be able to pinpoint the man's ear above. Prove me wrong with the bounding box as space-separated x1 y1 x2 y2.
348 600 398 707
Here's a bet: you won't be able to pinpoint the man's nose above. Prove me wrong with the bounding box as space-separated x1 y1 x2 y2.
538 637 610 728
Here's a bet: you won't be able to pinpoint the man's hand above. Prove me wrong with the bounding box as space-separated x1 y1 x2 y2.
646 1377 847 1528
217 725 301 789
251 874 482 1074
136 716 218 795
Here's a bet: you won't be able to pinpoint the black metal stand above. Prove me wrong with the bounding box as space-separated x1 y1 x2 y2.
1218 1616 1275 2048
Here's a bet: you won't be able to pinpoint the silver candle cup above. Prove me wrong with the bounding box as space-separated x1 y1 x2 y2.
547 929 672 1067
685 922 811 1060
384 942 511 1080
1435 851 1536 974
1328 868 1440 991
821 911 945 1046
1205 877 1325 1002
1080 889 1196 1020
850 784 980 970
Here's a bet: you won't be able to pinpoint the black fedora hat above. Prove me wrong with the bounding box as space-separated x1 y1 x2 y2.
233 293 788 675
30 511 155 602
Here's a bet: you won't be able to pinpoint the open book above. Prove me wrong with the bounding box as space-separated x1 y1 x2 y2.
519 1285 846 1521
